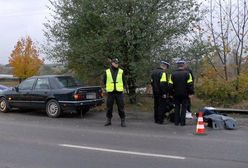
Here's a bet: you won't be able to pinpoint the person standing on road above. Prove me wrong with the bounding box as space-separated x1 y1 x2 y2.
169 60 194 126
157 61 172 124
184 63 194 114
151 61 170 124
103 58 126 127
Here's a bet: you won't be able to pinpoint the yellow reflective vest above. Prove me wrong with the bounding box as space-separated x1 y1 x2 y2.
160 72 167 82
187 73 193 83
168 73 193 84
106 68 124 92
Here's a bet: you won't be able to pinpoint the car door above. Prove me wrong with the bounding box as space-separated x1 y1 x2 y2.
30 77 51 109
9 78 36 108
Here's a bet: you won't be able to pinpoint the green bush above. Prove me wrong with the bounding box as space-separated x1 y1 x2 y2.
196 77 246 106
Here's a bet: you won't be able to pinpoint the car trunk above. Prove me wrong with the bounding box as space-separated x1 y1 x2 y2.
75 86 102 100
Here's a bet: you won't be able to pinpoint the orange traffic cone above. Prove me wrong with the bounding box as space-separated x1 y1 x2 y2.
194 112 206 135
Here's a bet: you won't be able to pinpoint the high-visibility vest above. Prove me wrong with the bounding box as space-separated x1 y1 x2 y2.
168 73 193 84
160 72 168 82
106 68 124 92
187 73 193 83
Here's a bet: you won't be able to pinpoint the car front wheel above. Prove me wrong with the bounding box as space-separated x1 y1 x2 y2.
46 99 61 118
0 97 9 113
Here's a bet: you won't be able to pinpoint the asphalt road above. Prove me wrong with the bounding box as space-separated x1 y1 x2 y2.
0 110 248 168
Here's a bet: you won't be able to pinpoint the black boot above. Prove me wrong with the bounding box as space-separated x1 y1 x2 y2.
104 118 111 126
121 118 126 127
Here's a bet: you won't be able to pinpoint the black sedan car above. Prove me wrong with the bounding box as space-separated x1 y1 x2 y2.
0 75 104 118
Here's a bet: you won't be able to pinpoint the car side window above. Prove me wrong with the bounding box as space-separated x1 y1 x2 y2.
34 78 50 90
56 76 82 88
18 78 36 90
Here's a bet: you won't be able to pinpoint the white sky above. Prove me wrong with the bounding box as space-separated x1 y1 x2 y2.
0 0 207 66
0 0 50 65
0 0 238 65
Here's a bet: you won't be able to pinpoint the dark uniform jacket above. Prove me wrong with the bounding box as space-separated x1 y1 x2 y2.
151 68 164 95
102 66 126 93
170 68 194 97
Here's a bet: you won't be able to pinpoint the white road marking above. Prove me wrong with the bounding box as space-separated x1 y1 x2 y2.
59 144 186 160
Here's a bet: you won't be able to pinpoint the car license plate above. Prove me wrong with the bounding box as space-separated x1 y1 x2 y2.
86 92 96 99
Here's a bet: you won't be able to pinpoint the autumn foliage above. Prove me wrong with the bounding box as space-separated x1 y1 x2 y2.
9 36 44 80
196 59 248 106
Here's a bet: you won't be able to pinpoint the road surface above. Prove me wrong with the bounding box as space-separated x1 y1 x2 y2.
0 110 247 168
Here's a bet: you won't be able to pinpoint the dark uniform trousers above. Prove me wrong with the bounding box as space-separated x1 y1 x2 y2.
106 92 125 119
174 96 189 125
187 97 191 112
156 96 168 123
153 94 160 122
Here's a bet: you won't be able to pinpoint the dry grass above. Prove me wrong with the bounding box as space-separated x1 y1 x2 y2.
93 95 154 113
0 80 19 87
191 96 206 112
96 95 207 113
125 95 154 112
231 100 248 109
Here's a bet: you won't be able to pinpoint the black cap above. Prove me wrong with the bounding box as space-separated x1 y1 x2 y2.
160 60 170 67
112 58 119 64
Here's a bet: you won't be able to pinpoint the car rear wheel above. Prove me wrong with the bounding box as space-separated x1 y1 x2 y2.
46 99 61 118
0 97 9 113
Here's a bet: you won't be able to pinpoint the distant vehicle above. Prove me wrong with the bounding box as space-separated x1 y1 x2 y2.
0 74 15 79
0 75 104 118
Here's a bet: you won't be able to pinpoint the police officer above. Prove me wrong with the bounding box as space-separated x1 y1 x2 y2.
157 62 172 124
151 61 170 124
169 60 194 126
184 63 194 113
103 58 126 127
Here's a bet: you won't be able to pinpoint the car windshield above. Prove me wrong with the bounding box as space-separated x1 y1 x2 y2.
56 76 82 88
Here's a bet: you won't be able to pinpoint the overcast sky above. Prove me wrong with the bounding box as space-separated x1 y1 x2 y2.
0 0 50 65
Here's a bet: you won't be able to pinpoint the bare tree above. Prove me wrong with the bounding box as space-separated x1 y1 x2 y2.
205 0 248 89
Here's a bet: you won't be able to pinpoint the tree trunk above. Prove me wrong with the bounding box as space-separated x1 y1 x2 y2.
127 76 137 104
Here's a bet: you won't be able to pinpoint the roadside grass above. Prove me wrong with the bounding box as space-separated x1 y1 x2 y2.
190 96 206 113
95 94 206 114
125 95 154 112
126 95 206 113
0 80 19 87
232 100 248 109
